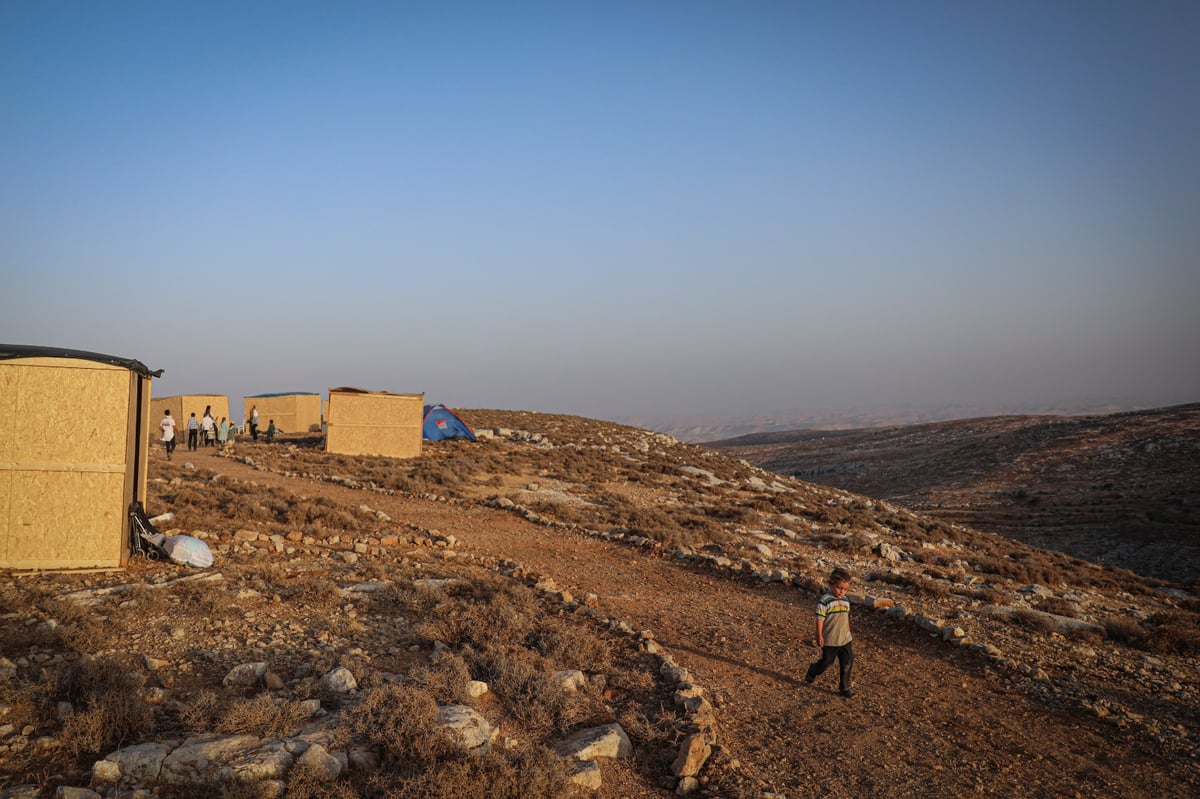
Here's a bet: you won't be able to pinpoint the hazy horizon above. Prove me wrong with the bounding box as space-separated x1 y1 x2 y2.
4 2 1198 425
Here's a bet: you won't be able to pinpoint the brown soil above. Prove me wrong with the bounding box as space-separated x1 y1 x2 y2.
161 440 1196 798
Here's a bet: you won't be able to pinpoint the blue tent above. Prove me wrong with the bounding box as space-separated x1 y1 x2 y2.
423 404 477 441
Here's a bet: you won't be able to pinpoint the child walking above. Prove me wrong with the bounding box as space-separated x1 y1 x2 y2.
805 568 854 697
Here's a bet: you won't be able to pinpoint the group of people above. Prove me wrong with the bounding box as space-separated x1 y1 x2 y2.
181 405 236 450
159 405 279 459
158 406 238 459
246 405 279 442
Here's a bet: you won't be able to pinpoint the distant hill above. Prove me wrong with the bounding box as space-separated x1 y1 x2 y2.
620 399 1148 443
708 403 1200 584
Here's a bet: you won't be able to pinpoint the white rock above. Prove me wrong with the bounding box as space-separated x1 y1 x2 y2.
160 734 262 784
295 743 342 779
222 662 268 687
553 723 632 761
321 667 357 693
99 741 173 782
566 758 602 790
436 705 495 755
554 670 587 694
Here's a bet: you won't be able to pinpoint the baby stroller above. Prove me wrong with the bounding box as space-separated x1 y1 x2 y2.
129 501 170 561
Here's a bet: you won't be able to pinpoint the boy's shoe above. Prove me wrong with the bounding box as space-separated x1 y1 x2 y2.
839 689 854 698
804 674 814 685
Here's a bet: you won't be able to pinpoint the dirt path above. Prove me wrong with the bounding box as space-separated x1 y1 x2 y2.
184 448 1195 797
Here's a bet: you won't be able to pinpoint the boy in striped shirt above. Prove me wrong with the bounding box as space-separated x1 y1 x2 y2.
805 568 854 697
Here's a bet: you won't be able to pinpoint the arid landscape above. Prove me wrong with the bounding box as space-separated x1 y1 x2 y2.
710 404 1200 585
2 409 1198 798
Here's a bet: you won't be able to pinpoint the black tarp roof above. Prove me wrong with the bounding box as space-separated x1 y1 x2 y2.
0 344 163 378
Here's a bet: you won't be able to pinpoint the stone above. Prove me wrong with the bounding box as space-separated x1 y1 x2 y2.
942 626 967 641
322 666 357 693
55 788 100 799
466 680 489 698
671 733 711 777
436 705 495 755
222 662 268 687
554 669 587 693
263 671 285 691
295 743 342 779
676 776 701 795
161 734 262 784
348 748 380 773
553 723 632 761
565 758 603 790
99 741 173 782
916 616 943 634
222 740 293 782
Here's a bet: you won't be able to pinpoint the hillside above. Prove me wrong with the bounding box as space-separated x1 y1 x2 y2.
2 410 1198 798
709 404 1200 585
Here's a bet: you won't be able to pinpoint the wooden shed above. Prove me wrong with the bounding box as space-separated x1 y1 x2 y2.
152 394 230 439
244 392 322 435
325 387 424 458
1 345 162 570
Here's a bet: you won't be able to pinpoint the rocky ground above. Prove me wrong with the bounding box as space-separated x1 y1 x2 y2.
710 403 1200 584
2 409 1198 798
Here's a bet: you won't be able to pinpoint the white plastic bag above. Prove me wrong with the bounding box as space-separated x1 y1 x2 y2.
164 535 214 568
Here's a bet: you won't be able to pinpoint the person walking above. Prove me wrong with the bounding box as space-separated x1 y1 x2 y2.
804 568 855 697
159 409 178 460
250 405 260 441
186 412 200 451
201 406 216 447
217 417 229 444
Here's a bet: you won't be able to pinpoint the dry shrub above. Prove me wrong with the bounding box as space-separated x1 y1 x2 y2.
525 617 613 672
965 587 1007 604
825 531 873 555
347 684 456 770
476 646 573 735
911 575 951 598
43 599 108 654
1103 616 1148 648
179 689 221 732
377 745 570 799
215 693 311 738
283 765 360 799
866 571 912 589
175 581 237 620
409 650 473 704
414 581 538 652
56 657 154 760
156 780 277 799
1012 608 1063 634
286 576 343 607
1144 611 1200 657
1034 596 1080 618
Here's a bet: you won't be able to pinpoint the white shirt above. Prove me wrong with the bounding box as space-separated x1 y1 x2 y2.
160 416 176 441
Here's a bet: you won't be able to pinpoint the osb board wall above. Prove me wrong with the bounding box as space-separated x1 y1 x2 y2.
244 394 322 434
151 395 231 440
5 470 126 568
325 391 423 458
0 357 136 569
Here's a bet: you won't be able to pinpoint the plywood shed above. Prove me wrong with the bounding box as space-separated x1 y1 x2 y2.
1 345 162 570
325 387 424 458
151 394 230 440
244 392 322 434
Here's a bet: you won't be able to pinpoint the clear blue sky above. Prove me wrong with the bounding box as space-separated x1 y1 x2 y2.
3 1 1198 424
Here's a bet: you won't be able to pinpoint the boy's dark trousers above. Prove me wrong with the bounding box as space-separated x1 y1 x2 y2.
806 642 853 692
